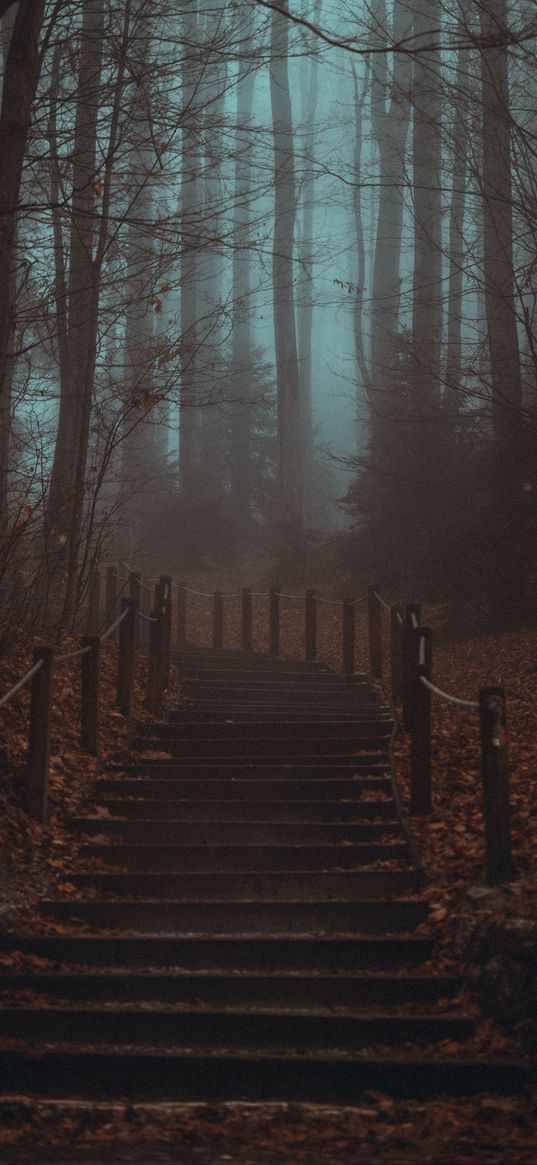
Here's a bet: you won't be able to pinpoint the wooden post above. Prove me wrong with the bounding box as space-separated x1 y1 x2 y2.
368 585 382 680
305 590 317 663
148 609 162 715
159 575 172 687
241 587 252 658
27 646 55 823
402 604 421 730
80 636 100 754
213 592 224 652
390 604 404 703
105 567 118 639
87 570 101 635
117 599 136 716
129 572 142 648
176 582 187 653
138 577 150 648
480 686 513 884
269 589 280 657
342 598 355 676
410 628 432 815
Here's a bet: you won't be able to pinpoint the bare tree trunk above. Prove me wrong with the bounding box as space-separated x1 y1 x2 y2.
480 0 522 442
0 2 18 531
352 58 371 449
480 0 526 619
369 0 412 409
229 20 255 530
411 0 443 408
0 0 44 515
178 0 200 501
296 2 320 524
445 50 469 409
270 0 302 525
46 0 104 623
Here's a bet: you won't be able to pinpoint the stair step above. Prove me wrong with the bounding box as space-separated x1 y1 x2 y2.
91 799 397 822
61 870 418 899
68 820 402 844
78 842 410 871
0 1048 526 1099
131 738 391 758
41 898 428 934
102 760 392 778
168 706 389 720
0 1005 474 1047
137 720 393 740
0 934 436 969
95 777 393 799
0 972 460 1006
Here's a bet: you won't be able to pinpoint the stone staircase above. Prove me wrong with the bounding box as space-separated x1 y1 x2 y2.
0 652 526 1100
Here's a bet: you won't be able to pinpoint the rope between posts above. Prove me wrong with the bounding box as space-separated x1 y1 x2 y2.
251 592 269 599
100 604 130 641
185 588 213 599
316 597 343 607
0 658 44 709
411 612 419 629
274 592 303 601
420 674 479 709
56 645 92 663
374 591 392 613
352 595 367 607
138 611 157 624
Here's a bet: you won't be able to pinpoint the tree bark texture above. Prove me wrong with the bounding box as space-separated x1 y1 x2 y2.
270 0 302 525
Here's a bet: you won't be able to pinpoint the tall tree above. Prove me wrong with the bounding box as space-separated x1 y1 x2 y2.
270 0 302 524
369 0 413 405
411 0 443 409
229 13 256 531
0 0 45 516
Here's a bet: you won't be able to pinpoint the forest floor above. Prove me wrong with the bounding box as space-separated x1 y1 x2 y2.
0 577 537 1162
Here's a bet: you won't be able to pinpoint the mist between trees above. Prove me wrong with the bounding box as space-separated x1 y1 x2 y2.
0 0 536 646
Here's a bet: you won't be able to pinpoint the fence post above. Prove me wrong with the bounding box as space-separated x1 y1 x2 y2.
176 582 187 653
390 604 404 703
479 686 513 885
213 592 224 652
137 577 151 647
129 572 142 648
402 604 421 730
305 590 317 663
368 585 382 680
117 599 136 716
242 587 252 658
410 628 433 815
269 589 280 657
80 636 100 755
87 570 101 635
27 646 55 823
148 608 163 715
105 567 118 639
342 598 355 676
159 575 172 688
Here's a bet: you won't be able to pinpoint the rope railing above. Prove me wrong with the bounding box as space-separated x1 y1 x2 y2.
419 675 479 710
100 604 131 642
138 611 157 624
56 644 92 663
374 589 392 613
0 658 44 709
